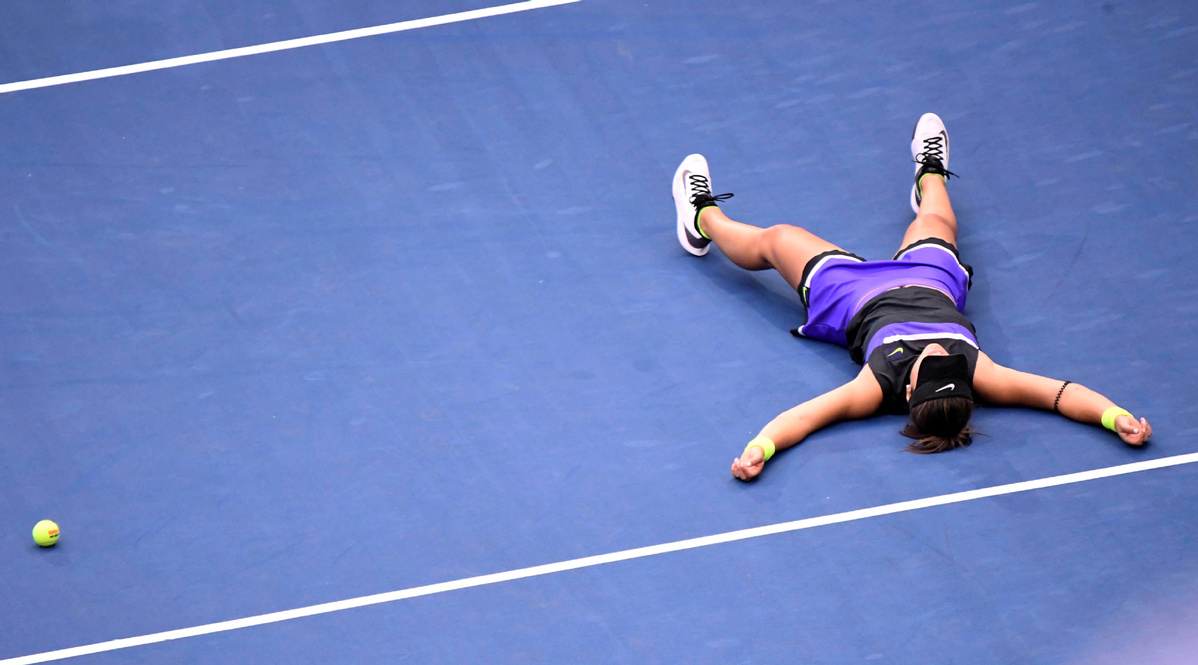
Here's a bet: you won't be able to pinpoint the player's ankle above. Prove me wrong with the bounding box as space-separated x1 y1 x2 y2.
696 207 717 240
918 172 945 189
917 172 945 199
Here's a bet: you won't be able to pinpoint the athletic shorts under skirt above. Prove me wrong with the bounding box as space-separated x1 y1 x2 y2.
794 237 974 349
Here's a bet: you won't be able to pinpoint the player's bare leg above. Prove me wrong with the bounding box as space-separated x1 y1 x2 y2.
673 153 841 291
698 207 841 292
899 113 959 251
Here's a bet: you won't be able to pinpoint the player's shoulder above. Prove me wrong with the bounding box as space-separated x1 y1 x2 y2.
851 364 885 408
974 350 1000 375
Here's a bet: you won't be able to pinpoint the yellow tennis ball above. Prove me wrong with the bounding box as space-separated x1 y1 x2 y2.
32 520 60 547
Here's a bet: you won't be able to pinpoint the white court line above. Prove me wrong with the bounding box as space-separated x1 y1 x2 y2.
0 0 582 95
5 451 1197 665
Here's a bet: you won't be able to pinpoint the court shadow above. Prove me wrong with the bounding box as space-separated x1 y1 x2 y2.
687 252 852 368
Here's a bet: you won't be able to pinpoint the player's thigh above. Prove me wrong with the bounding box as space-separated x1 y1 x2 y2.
897 214 957 255
762 224 845 291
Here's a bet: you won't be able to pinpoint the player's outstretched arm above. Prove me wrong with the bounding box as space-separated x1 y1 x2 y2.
732 365 883 481
972 352 1152 446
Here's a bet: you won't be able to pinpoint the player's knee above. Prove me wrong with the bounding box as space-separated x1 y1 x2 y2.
757 224 794 256
758 224 809 266
761 223 805 246
911 213 955 232
907 215 957 244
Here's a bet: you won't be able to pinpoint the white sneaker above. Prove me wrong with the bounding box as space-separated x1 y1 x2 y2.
909 113 955 213
672 154 731 256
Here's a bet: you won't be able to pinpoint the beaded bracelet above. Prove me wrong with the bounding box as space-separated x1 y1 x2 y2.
1053 381 1072 414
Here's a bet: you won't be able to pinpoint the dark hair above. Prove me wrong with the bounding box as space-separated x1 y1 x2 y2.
901 396 978 454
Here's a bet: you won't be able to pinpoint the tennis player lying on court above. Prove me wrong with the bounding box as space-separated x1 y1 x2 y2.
671 113 1152 481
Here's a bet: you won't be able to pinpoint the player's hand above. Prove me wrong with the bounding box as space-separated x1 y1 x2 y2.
1115 415 1152 446
731 445 765 481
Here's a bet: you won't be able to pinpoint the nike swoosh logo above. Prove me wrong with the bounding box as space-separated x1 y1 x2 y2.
887 348 904 358
936 383 955 392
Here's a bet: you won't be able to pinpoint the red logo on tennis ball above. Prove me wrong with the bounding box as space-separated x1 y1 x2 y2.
48 529 59 537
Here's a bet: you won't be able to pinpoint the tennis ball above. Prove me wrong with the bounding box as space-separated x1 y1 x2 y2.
32 520 59 547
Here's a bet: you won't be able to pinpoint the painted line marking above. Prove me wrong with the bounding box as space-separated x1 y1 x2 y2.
0 0 582 95
4 451 1196 665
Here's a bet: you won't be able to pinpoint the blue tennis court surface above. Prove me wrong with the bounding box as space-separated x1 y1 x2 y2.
2 1 1197 663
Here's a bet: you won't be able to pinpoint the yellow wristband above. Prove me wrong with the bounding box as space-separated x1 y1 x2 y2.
1101 407 1132 432
744 436 776 462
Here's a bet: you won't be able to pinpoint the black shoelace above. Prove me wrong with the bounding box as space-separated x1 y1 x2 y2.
915 135 946 163
688 173 734 207
913 152 958 180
